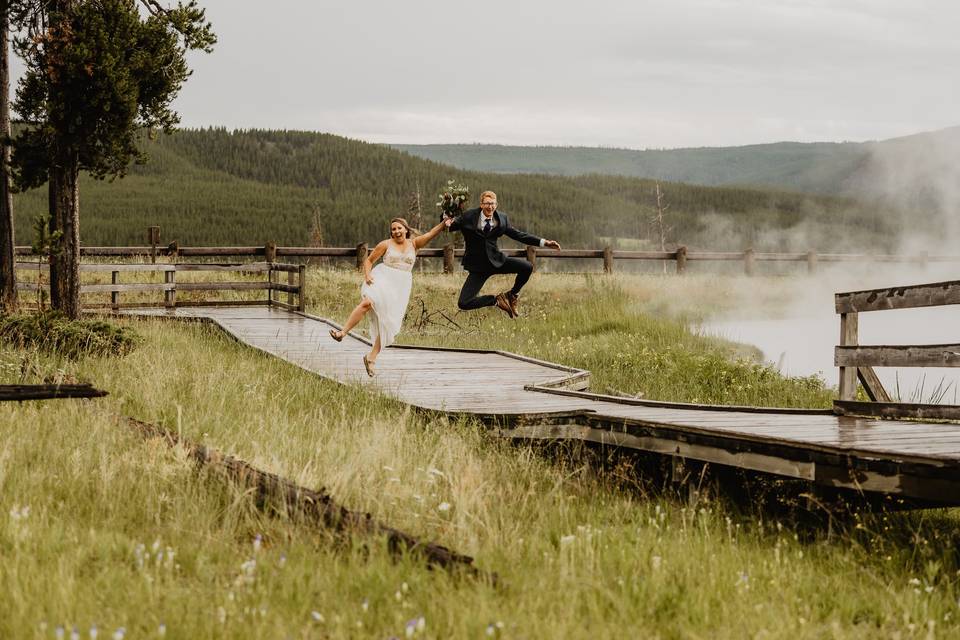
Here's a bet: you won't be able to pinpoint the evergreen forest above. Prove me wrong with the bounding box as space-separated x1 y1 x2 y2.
10 128 913 252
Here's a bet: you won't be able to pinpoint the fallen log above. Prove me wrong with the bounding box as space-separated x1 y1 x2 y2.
122 416 493 582
0 384 108 402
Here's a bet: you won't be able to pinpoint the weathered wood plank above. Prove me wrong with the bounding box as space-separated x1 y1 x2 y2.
858 366 892 402
836 280 960 313
81 283 175 293
177 282 271 292
834 400 960 421
838 312 859 401
836 344 960 368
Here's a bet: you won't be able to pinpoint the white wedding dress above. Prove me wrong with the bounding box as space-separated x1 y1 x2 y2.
360 242 416 348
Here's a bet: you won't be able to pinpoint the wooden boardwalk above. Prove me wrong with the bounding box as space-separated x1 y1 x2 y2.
126 306 960 505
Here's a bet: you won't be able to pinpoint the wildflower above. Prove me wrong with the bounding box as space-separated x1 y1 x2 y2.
651 556 662 570
311 611 325 623
361 598 369 612
253 534 262 552
112 628 126 640
158 622 167 636
278 553 287 568
560 535 576 546
437 502 451 513
71 628 80 640
89 626 98 639
909 578 921 586
56 627 65 640
9 504 29 521
736 571 749 589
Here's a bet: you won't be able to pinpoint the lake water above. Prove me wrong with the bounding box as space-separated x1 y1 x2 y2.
699 304 960 404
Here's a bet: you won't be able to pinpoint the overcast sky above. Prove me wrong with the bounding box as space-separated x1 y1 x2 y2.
58 0 960 149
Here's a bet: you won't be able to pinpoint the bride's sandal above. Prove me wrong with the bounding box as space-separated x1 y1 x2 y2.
362 355 376 377
329 328 344 342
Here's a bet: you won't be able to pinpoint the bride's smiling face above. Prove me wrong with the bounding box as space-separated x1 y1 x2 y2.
390 222 407 241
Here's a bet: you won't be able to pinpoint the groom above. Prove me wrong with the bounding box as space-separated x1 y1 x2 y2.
444 190 561 318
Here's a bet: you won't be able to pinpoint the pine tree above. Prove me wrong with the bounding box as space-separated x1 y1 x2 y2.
10 0 214 318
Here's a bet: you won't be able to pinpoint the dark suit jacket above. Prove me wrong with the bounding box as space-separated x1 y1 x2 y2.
448 208 542 271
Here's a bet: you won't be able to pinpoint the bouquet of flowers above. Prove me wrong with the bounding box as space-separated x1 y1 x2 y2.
436 179 470 220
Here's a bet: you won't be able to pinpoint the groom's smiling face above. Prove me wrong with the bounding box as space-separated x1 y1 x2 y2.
480 197 497 217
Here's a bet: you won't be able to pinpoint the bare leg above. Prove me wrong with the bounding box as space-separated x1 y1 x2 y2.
368 334 382 363
335 297 373 337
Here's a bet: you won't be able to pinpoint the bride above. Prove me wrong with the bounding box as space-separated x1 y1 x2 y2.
329 217 447 376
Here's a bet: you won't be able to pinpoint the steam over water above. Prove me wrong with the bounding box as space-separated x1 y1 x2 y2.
699 268 960 405
703 305 960 404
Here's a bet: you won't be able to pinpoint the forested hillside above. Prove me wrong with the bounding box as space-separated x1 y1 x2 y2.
392 141 868 194
10 128 909 252
392 127 960 200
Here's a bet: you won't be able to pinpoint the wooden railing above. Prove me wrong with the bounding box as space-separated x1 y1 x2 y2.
833 279 960 420
14 244 959 274
13 261 306 312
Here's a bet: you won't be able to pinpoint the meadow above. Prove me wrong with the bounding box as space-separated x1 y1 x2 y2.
2 270 959 639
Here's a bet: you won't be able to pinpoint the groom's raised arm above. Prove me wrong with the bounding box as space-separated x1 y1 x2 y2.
504 217 562 250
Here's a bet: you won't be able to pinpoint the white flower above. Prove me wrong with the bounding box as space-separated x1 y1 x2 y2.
112 628 126 640
651 555 662 570
311 611 325 623
560 535 576 546
437 502 451 512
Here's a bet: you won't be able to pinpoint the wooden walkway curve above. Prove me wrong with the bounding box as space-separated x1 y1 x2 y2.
126 306 960 506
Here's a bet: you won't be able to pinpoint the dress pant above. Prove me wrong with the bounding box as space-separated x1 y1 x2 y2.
457 257 533 310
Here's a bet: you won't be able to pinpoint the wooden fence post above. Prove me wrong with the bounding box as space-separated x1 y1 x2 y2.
526 246 537 272
443 243 454 274
297 264 306 312
603 246 614 274
355 243 368 272
111 270 119 312
806 251 817 274
147 226 160 264
743 248 755 276
264 241 277 263
675 245 687 274
164 268 176 309
838 312 858 401
267 266 273 306
287 269 294 307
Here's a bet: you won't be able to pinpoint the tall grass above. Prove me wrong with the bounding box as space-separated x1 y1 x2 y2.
1 271 958 638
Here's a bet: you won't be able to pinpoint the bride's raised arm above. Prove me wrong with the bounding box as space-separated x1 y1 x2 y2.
413 220 448 250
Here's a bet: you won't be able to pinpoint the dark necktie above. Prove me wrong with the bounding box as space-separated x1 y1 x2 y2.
483 218 492 235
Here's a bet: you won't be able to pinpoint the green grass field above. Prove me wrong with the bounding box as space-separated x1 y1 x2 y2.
2 271 958 639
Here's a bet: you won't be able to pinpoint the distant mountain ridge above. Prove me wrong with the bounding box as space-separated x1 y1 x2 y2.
391 127 960 196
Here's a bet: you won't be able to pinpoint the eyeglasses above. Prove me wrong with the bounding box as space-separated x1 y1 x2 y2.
481 201 497 206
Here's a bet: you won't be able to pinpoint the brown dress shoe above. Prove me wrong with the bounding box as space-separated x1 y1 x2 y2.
495 292 516 318
507 292 520 317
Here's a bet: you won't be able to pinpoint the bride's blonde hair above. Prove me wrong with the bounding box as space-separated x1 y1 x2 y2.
390 217 418 239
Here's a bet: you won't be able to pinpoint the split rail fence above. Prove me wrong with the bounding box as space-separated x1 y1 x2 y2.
14 261 305 312
834 279 960 421
14 243 960 275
